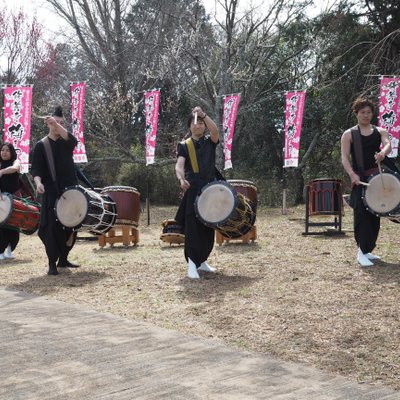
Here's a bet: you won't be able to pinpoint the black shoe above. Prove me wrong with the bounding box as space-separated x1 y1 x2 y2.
48 264 59 275
57 260 80 268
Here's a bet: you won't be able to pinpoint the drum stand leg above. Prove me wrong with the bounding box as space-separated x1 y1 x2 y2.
216 225 257 245
98 225 139 247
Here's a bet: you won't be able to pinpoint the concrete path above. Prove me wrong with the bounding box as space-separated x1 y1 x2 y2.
1 287 399 400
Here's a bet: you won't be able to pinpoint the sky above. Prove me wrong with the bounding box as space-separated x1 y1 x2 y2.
6 0 338 31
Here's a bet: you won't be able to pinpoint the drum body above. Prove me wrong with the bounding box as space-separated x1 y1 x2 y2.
227 179 258 213
308 179 343 215
0 193 40 234
362 171 400 216
195 181 256 239
100 186 141 227
55 186 117 234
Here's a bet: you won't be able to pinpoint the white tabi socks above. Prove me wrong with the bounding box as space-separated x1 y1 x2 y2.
187 258 200 279
365 252 381 260
357 248 373 267
198 261 216 273
4 245 14 259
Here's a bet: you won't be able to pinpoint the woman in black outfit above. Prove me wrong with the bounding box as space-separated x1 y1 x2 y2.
0 143 21 260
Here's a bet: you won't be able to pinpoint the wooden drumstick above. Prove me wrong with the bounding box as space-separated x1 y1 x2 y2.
358 181 370 187
32 113 47 120
377 160 385 190
194 112 198 125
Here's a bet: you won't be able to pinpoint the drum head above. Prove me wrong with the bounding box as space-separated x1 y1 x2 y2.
196 183 235 224
364 173 400 215
0 194 12 224
56 188 88 228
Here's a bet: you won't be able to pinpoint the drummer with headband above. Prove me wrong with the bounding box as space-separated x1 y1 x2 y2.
175 106 221 279
31 106 80 275
341 97 391 267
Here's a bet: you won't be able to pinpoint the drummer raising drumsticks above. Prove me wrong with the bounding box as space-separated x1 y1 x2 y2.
175 106 221 279
31 106 80 275
341 97 391 267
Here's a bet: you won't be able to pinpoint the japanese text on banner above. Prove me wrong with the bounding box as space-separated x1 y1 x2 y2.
378 77 400 158
70 82 88 163
283 91 306 168
222 94 241 170
144 90 160 166
3 86 32 173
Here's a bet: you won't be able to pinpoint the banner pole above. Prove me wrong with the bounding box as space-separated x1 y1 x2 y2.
146 167 150 226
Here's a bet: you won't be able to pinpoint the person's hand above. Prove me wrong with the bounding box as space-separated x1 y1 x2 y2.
36 182 45 194
44 116 57 127
192 106 206 119
350 171 361 186
374 151 386 163
179 178 190 192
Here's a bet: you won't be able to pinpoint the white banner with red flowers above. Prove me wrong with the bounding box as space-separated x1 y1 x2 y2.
222 94 241 170
3 86 32 173
144 90 160 166
283 91 306 168
378 77 400 158
70 82 88 163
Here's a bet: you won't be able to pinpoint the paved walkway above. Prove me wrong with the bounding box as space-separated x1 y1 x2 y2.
1 287 399 400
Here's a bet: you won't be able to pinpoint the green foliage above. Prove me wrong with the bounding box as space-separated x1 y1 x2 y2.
117 162 180 206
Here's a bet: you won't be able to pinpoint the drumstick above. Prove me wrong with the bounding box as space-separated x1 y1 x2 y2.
194 112 198 125
377 160 385 190
358 181 370 187
32 113 47 120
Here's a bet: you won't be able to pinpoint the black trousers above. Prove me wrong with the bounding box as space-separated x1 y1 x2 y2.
351 185 380 254
38 193 77 265
0 228 19 253
176 188 215 267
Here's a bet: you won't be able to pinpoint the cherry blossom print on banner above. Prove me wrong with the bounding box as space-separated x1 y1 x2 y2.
222 94 241 170
70 82 88 163
144 90 160 166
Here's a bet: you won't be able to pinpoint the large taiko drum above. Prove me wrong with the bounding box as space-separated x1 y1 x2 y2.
195 181 256 239
227 179 258 214
55 186 117 235
0 193 40 234
308 179 343 215
100 186 141 227
362 171 400 217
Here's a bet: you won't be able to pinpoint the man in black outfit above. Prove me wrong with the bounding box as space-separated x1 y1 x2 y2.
341 97 392 267
175 106 220 279
31 106 80 275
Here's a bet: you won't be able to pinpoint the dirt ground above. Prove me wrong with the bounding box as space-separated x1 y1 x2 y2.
1 203 399 390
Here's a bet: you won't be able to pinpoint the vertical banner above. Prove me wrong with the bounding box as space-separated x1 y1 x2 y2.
222 93 241 170
283 91 306 168
144 90 160 166
378 77 400 157
70 82 87 163
3 86 32 173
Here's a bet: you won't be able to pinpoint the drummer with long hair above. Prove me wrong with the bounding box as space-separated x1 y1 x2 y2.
175 106 220 279
341 97 391 267
0 142 21 260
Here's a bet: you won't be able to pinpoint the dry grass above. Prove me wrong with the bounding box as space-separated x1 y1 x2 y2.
1 203 399 389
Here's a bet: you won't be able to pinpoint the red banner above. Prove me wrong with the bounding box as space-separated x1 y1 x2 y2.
70 82 87 163
283 91 306 168
222 94 241 170
3 86 32 173
378 77 400 157
144 90 160 165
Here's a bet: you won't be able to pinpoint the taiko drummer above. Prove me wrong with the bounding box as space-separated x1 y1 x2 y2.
341 97 391 267
31 106 80 275
175 106 221 279
0 143 21 260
